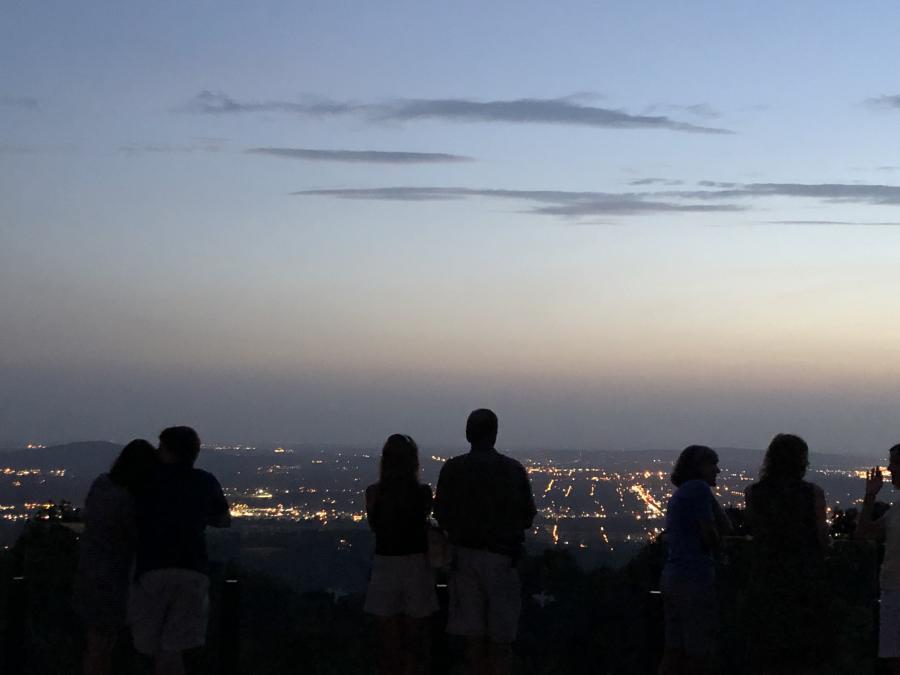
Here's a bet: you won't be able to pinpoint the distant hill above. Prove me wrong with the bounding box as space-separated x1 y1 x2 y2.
0 441 122 477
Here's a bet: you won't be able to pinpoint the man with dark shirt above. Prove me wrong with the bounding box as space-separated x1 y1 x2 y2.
434 409 537 675
130 427 230 675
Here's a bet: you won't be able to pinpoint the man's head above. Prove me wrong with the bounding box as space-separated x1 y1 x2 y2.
889 444 900 488
466 408 498 448
158 426 201 466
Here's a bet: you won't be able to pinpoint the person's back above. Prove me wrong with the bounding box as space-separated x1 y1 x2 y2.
367 479 432 556
663 478 716 584
745 477 822 559
435 448 534 557
78 473 136 583
135 463 228 577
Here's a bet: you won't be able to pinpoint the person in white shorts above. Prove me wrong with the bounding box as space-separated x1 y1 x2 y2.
856 443 900 673
131 427 230 675
434 409 537 675
364 433 438 674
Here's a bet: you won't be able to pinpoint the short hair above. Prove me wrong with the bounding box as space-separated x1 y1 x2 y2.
671 445 719 487
466 408 498 445
109 439 157 493
760 433 808 482
159 426 201 465
890 444 900 459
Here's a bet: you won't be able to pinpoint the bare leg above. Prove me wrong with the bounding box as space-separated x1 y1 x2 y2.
403 617 431 675
464 636 487 675
658 648 683 675
485 641 512 675
154 650 185 675
377 617 405 675
83 630 117 675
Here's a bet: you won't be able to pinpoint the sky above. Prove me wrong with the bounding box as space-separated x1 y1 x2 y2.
3 1 900 453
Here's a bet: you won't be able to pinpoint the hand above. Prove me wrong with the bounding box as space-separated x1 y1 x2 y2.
865 467 884 499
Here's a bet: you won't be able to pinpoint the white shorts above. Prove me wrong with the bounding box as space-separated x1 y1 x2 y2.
881 590 900 658
364 553 438 618
129 568 210 655
446 546 521 644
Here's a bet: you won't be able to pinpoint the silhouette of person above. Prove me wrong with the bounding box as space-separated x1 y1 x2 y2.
73 438 157 675
364 433 438 675
856 443 900 674
129 427 230 675
658 445 730 675
434 409 537 675
743 433 829 674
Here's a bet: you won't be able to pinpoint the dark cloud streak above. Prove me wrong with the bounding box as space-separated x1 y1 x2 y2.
185 91 732 134
294 186 745 217
246 147 472 164
0 96 39 110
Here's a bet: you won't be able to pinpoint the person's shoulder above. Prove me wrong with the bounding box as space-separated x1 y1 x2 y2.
495 450 527 471
440 454 467 471
191 468 223 488
90 472 113 490
679 479 713 498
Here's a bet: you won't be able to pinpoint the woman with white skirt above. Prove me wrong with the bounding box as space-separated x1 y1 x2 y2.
365 434 438 674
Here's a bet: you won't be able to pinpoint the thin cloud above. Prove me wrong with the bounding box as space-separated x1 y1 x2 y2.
184 91 733 134
673 182 900 205
644 103 722 120
184 91 371 116
766 220 900 226
0 96 39 110
293 186 744 217
382 98 731 133
246 147 472 164
629 178 684 186
295 180 900 220
118 141 224 155
866 94 900 109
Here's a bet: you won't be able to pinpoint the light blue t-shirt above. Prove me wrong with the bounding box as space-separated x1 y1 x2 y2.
662 479 716 583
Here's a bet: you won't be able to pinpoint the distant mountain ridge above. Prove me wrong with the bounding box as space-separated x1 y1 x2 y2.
0 441 877 474
0 441 122 477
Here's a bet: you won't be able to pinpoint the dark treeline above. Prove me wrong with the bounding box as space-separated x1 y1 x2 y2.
0 504 883 675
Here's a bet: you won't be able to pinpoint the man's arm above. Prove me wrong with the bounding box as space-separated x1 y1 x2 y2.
519 464 537 530
433 462 452 531
856 467 886 541
208 474 231 528
813 484 829 549
364 485 378 530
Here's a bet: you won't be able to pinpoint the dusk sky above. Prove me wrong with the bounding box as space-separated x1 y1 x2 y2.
3 2 900 453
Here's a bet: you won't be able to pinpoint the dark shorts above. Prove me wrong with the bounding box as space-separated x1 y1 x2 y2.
661 574 717 657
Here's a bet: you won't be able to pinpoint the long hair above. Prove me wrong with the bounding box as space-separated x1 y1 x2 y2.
109 439 157 493
760 433 808 482
379 434 420 487
671 445 718 487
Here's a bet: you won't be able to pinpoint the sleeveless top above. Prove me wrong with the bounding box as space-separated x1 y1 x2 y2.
366 482 432 556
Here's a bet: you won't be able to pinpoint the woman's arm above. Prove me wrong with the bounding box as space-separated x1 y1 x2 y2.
812 484 829 549
856 468 887 541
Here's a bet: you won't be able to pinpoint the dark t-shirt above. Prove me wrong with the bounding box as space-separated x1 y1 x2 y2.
134 464 229 578
366 482 432 556
434 448 536 557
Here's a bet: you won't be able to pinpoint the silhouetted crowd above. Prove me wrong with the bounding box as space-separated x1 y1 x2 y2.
72 414 900 675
